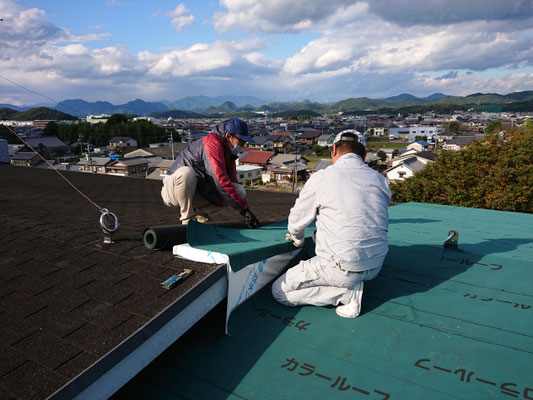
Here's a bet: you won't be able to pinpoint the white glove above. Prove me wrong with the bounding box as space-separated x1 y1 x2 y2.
286 233 304 248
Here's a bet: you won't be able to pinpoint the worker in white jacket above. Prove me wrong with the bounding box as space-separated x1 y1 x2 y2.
272 130 391 318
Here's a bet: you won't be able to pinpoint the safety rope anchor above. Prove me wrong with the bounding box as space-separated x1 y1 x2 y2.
100 208 119 244
444 230 458 249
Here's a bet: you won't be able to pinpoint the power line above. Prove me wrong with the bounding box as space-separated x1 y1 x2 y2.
0 73 88 117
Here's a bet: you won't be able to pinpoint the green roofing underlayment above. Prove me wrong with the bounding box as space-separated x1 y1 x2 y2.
121 203 533 399
186 219 316 272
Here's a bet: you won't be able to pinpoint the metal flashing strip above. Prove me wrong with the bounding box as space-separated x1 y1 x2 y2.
48 266 227 400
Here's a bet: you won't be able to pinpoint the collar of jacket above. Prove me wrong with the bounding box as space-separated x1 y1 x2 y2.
211 123 238 159
336 152 363 165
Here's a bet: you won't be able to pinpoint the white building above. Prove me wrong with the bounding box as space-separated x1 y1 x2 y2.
389 126 444 142
86 115 110 124
236 165 263 183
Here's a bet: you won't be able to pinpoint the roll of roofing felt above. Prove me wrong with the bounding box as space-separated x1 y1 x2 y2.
143 221 250 251
143 225 187 250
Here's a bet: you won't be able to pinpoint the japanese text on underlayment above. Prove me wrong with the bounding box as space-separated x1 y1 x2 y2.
282 357 390 399
415 358 533 398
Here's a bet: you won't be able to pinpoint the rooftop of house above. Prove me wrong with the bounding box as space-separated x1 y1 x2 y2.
10 151 40 160
113 202 533 400
239 150 275 165
447 135 476 146
77 157 112 166
0 164 297 399
24 136 70 149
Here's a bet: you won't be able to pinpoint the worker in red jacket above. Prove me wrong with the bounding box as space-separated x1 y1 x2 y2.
161 118 260 228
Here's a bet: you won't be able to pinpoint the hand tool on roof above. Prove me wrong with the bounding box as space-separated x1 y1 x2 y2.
160 269 192 290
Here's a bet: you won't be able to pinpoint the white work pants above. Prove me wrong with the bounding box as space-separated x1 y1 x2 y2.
161 166 245 223
272 255 380 311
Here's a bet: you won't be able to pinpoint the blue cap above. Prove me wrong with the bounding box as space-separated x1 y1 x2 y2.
224 118 254 143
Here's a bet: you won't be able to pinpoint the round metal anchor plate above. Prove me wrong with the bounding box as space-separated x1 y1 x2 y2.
100 208 119 233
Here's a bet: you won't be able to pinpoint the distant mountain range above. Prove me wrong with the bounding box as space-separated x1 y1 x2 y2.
1 91 532 120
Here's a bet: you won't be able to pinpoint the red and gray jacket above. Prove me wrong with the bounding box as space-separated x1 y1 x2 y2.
167 121 249 213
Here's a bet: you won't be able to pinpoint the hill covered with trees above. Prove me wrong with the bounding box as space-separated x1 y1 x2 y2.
0 107 77 121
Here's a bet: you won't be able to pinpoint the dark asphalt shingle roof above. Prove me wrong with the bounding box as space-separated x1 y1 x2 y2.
0 164 297 399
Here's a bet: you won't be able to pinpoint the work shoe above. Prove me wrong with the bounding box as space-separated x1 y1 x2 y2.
181 214 210 225
194 214 210 223
335 286 362 318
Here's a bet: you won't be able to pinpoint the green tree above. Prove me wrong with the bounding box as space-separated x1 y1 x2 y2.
0 125 22 144
43 121 59 136
444 121 461 133
377 150 386 162
106 114 129 126
522 118 533 131
391 127 533 213
485 119 502 134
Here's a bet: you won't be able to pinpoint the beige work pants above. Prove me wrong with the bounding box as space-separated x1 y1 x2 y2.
161 166 245 224
271 256 381 313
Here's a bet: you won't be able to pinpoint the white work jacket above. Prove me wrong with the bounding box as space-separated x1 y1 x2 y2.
288 153 391 271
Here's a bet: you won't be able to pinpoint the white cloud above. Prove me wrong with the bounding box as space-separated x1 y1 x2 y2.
415 71 533 97
166 4 195 31
282 17 533 77
146 38 271 77
214 0 356 33
368 0 533 25
1 0 532 105
0 1 67 56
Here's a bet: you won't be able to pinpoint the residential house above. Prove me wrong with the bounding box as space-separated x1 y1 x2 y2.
407 140 429 152
107 136 138 152
147 159 174 181
368 122 387 137
379 148 399 162
10 152 40 167
236 165 263 184
385 157 427 181
444 136 476 151
238 150 275 168
271 135 293 153
392 151 436 168
24 136 71 157
436 131 457 145
389 127 411 141
106 158 149 177
407 126 444 142
311 159 332 173
266 162 308 182
123 149 164 174
364 152 380 168
317 133 336 147
297 130 322 147
270 154 309 166
78 157 112 174
247 136 273 151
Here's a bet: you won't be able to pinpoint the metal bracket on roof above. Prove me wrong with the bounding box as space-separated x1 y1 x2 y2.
100 208 119 244
444 230 458 249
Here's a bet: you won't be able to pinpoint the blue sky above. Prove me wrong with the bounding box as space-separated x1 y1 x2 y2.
1 0 533 105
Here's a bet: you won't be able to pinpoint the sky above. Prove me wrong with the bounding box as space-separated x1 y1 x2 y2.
1 0 533 105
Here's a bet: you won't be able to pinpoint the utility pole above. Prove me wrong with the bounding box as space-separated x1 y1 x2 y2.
169 132 175 161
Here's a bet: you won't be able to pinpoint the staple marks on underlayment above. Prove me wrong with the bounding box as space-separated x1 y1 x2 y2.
123 203 533 400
